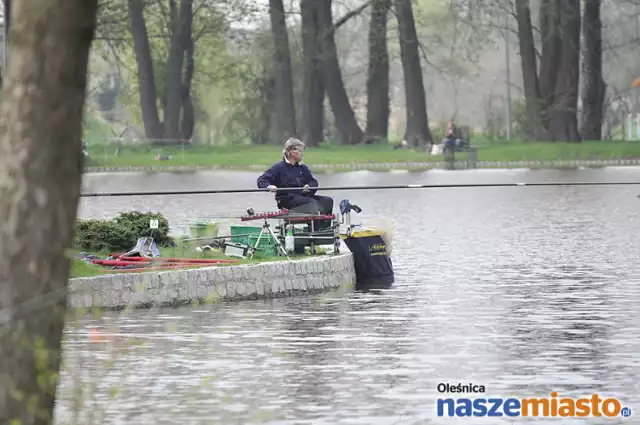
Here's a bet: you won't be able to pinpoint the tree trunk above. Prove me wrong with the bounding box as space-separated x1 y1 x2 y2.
1 0 10 86
538 0 562 125
254 53 276 145
394 0 432 147
365 0 391 143
317 0 364 145
269 0 297 143
163 0 193 141
547 0 581 142
3 0 9 33
258 73 276 144
0 0 97 424
514 0 548 140
129 0 163 139
580 0 604 141
3 0 10 48
180 33 195 140
300 0 324 147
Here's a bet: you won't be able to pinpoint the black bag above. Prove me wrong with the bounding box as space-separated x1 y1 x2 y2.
341 230 394 290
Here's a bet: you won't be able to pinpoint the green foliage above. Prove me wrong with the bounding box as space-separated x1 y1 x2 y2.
74 219 137 253
89 0 261 143
478 97 534 142
411 0 497 78
74 212 173 254
83 112 115 141
69 255 104 278
511 98 532 140
196 24 277 145
113 211 173 246
87 0 280 145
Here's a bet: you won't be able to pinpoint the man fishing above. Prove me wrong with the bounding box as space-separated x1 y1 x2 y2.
257 137 334 215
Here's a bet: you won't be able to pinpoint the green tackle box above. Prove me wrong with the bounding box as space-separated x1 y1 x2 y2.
230 225 262 245
248 234 278 257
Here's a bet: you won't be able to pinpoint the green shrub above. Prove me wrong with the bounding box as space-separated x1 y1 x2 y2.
74 219 137 253
74 212 174 254
114 211 173 247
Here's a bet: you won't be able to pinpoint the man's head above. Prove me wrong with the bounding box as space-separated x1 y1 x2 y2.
283 137 305 163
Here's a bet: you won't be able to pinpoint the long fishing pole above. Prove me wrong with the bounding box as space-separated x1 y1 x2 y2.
79 181 640 197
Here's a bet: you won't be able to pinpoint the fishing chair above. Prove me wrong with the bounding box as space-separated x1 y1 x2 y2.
281 200 338 254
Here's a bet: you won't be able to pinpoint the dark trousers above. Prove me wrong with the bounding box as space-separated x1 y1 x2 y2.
279 194 333 214
278 194 334 232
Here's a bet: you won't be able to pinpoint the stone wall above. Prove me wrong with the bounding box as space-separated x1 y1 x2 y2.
67 252 355 310
83 159 640 174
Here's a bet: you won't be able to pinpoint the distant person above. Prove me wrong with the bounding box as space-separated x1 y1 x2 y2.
445 120 457 138
257 137 333 215
442 120 458 151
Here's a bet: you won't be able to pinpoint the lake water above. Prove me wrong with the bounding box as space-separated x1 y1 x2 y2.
55 167 640 424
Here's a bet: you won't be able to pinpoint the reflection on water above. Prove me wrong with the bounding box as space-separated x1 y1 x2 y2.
55 167 640 424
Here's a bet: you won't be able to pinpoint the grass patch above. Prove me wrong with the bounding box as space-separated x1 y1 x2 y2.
85 142 435 168
68 241 330 278
70 256 104 278
83 139 640 170
83 113 117 142
474 140 640 162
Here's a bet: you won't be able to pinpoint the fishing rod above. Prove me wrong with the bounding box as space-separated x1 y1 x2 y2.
79 181 640 197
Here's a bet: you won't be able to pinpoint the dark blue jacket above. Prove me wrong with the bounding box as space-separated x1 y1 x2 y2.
257 157 318 204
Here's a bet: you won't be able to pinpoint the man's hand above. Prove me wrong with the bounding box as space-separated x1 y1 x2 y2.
302 184 310 193
267 185 277 192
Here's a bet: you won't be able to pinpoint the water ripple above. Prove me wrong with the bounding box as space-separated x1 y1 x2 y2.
55 168 640 424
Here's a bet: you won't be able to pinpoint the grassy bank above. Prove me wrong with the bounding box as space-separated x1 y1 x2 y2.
69 246 233 278
83 140 640 170
69 243 325 278
71 211 333 278
469 140 640 162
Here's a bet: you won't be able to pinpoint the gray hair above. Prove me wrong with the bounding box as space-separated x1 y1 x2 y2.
282 137 305 155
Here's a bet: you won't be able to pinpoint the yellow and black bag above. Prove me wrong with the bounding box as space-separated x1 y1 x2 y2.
341 229 394 290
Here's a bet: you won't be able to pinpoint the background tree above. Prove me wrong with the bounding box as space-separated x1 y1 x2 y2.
318 0 365 145
299 0 325 146
364 0 391 143
514 0 581 141
580 0 605 140
129 0 196 141
79 0 640 146
394 0 432 147
269 0 297 142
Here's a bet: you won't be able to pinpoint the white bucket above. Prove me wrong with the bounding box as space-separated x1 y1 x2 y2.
362 217 396 256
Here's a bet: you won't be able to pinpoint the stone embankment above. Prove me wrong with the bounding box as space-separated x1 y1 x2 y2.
84 159 640 173
67 252 356 310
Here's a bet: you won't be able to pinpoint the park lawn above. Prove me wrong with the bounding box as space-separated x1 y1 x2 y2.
85 140 640 169
85 142 434 168
475 140 640 162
